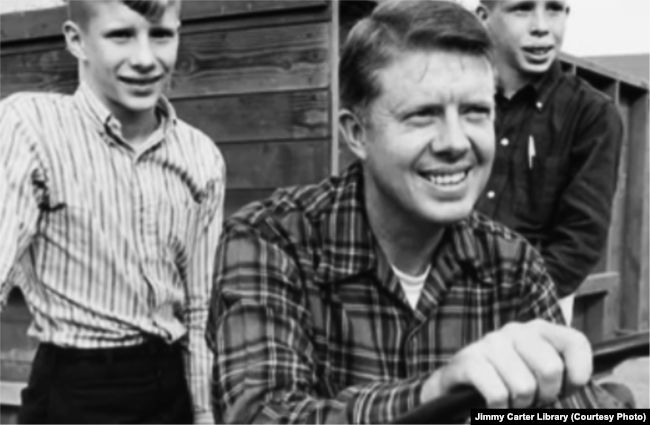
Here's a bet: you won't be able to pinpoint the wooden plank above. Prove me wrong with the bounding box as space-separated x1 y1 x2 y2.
330 0 341 175
619 88 649 331
575 272 619 297
173 90 329 143
561 52 648 90
222 140 330 190
2 22 331 100
606 82 626 275
0 47 77 99
575 272 621 341
172 23 330 98
181 0 327 22
0 1 327 44
225 189 276 218
0 382 26 407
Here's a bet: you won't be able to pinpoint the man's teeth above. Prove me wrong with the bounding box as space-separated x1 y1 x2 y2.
425 171 467 186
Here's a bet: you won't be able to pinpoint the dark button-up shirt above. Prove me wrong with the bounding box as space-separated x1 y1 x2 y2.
207 163 612 424
475 62 623 297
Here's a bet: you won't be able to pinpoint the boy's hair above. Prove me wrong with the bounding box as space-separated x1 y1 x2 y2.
479 0 498 10
340 0 493 120
67 0 180 29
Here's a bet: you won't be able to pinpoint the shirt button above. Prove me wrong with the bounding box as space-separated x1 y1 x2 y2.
500 138 509 147
487 191 495 199
536 101 543 110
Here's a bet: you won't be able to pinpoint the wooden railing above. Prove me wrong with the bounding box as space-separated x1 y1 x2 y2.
556 53 649 342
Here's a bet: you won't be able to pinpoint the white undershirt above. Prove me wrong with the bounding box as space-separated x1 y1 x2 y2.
391 265 431 309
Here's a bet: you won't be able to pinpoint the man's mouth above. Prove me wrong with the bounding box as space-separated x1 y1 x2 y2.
119 75 163 86
418 169 470 187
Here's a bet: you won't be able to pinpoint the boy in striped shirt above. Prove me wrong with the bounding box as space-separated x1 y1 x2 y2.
0 1 224 423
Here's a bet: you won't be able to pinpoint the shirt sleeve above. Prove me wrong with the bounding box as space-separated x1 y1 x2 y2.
207 224 427 424
183 145 226 423
540 97 623 297
0 100 41 308
517 247 626 409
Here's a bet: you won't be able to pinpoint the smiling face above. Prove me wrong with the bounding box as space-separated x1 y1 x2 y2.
481 0 569 77
64 0 180 122
344 49 496 226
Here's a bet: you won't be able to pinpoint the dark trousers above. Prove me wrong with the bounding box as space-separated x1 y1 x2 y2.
18 339 194 424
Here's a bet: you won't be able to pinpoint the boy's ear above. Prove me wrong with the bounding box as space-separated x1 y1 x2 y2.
339 108 369 162
63 20 87 61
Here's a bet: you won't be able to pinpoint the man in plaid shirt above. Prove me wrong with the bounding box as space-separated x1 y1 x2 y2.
207 1 622 423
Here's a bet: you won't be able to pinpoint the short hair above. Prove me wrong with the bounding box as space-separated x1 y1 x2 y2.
479 0 498 10
67 0 180 29
340 0 493 118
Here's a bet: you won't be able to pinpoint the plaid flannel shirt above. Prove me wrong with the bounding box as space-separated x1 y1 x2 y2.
207 163 615 424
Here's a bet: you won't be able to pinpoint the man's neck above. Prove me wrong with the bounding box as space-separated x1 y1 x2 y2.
363 175 445 276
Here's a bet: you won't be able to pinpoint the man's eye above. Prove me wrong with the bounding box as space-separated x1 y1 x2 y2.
464 106 492 120
107 30 132 40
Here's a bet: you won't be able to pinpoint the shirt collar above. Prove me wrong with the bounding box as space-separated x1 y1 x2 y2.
74 82 178 139
314 162 483 287
496 61 564 111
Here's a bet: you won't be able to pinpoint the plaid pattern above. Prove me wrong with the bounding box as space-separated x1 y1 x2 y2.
207 163 614 424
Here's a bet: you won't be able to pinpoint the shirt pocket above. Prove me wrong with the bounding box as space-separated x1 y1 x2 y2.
514 156 564 226
155 192 216 257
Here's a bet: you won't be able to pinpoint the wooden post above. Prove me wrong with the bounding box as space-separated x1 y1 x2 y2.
619 85 649 332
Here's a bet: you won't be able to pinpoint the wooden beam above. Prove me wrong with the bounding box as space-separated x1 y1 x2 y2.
0 1 328 44
575 272 619 297
0 381 25 407
173 90 330 144
619 88 650 331
172 23 330 97
222 140 330 190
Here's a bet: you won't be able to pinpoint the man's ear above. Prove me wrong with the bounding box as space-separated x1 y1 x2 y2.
475 4 490 24
63 20 87 61
339 108 369 162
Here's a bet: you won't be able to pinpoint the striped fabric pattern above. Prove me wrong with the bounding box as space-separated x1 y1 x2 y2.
208 163 610 424
0 83 225 419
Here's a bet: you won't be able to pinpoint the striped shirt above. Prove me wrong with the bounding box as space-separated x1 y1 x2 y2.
207 162 619 424
0 83 225 421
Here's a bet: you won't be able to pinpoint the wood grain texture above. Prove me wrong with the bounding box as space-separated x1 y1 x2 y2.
2 22 331 100
173 90 329 143
172 23 330 97
225 189 276 218
0 1 328 43
221 140 330 189
0 47 77 99
619 89 649 331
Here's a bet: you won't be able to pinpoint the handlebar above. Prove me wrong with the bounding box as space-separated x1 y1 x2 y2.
392 332 649 424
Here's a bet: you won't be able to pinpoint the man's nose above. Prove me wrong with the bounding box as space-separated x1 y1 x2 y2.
431 116 471 160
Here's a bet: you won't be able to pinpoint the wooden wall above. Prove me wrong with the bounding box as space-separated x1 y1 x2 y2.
0 0 338 416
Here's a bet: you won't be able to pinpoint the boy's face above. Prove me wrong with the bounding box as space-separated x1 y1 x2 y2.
67 1 180 120
481 0 569 76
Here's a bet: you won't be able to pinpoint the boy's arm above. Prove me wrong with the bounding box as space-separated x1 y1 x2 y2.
541 99 623 297
183 146 226 424
0 100 41 308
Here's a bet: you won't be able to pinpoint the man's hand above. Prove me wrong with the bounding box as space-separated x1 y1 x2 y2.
421 319 593 408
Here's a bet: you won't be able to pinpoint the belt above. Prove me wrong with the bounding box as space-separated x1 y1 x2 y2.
40 338 182 364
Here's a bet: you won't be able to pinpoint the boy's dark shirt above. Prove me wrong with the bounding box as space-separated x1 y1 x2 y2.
475 61 623 297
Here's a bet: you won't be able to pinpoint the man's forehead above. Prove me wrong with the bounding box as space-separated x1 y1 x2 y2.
374 50 495 108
